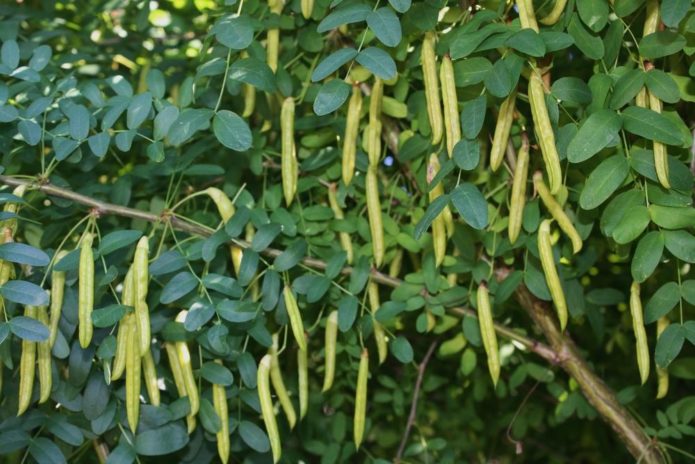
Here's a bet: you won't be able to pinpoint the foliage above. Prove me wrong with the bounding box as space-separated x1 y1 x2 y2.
0 0 694 463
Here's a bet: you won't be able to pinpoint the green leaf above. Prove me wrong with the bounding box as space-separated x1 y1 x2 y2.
214 16 254 49
567 110 621 163
53 137 79 160
0 105 18 123
645 70 680 104
608 69 645 109
160 272 198 304
450 183 488 230
645 282 680 324
97 230 143 256
127 92 152 130
682 281 695 306
19 120 41 146
413 194 449 240
649 205 695 230
251 223 282 252
567 14 604 60
541 31 575 53
631 231 664 283
664 230 695 263
239 421 270 452
9 316 49 341
312 48 358 82
0 280 49 306
229 58 276 93
338 295 359 332
135 423 189 456
660 0 690 27
390 336 413 363
0 243 49 266
577 0 609 32
313 79 351 116
154 106 179 141
453 57 492 87
1 40 19 70
317 3 372 33
460 95 486 139
273 240 307 272
551 77 592 105
201 362 234 385
484 59 512 98
237 352 257 388
184 301 215 329
655 324 685 368
29 438 66 464
639 31 686 59
355 47 396 80
366 7 402 47
579 155 628 210
612 205 650 244
505 29 545 57
91 305 127 328
167 108 214 146
87 132 110 157
213 110 252 151
622 106 683 145
452 139 480 170
388 0 411 13
65 104 90 140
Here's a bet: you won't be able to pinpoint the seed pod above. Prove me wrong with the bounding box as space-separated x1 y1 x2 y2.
78 233 94 349
49 250 68 348
538 0 568 25
323 311 338 392
368 282 388 364
490 92 517 171
629 282 650 385
533 172 582 254
134 237 150 355
213 360 230 464
389 249 403 278
440 55 461 157
269 333 297 429
421 32 443 145
327 184 354 264
368 78 383 167
266 0 283 72
427 154 447 267
175 311 199 417
258 354 282 463
656 317 669 399
538 219 569 330
283 285 307 351
528 69 562 195
142 349 160 406
342 84 362 186
643 0 659 35
366 165 385 268
37 305 52 404
242 84 256 118
18 305 38 415
125 314 141 432
112 268 134 381
648 91 670 189
516 0 539 31
301 0 313 19
205 187 244 274
1 185 27 233
298 345 308 419
635 87 649 108
353 349 369 449
476 283 500 386
165 342 196 433
508 136 530 244
281 97 297 206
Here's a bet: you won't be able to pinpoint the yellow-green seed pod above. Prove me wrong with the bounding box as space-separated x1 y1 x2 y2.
18 305 38 415
37 305 52 404
142 349 160 406
213 360 230 464
266 0 283 72
112 268 134 381
648 91 670 189
242 84 256 118
421 32 443 145
389 249 403 278
533 172 582 254
165 342 196 433
134 236 150 355
125 314 141 432
327 184 354 264
298 346 308 419
538 219 569 330
643 0 659 36
175 311 199 417
342 84 363 186
49 250 68 348
301 0 313 18
528 70 562 195
283 285 307 351
281 97 297 206
427 154 447 267
490 92 517 171
656 317 669 399
366 165 385 268
323 310 338 392
629 282 650 385
269 333 297 429
78 233 94 349
368 78 383 167
516 0 539 31
539 0 568 25
205 187 244 274
476 283 500 386
508 137 529 244
258 354 282 463
354 349 369 449
440 55 461 157
368 282 388 364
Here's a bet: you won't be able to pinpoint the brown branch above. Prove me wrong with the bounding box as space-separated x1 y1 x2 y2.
394 340 438 464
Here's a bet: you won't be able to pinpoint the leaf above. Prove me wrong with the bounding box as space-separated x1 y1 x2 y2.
366 8 402 47
388 0 411 13
29 45 51 71
53 137 79 160
215 16 254 49
251 224 282 252
29 437 66 464
649 205 695 230
655 324 685 368
0 280 49 306
97 230 143 256
160 272 198 304
167 108 214 147
576 0 609 32
237 352 257 388
460 95 486 139
645 70 680 104
19 120 41 146
184 301 216 330
664 230 695 263
91 305 127 328
87 132 110 157
213 110 252 151
450 183 488 230
414 195 450 240
273 240 307 272
201 362 234 385
1 40 19 70
639 31 686 59
355 47 396 80
338 295 359 332
229 58 276 93
579 155 629 210
660 0 690 27
484 59 512 98
567 110 622 163
505 29 545 57
453 57 492 87
135 423 189 456
0 105 18 123
612 205 650 245
567 13 604 60
65 104 90 140
0 242 49 266
452 139 480 170
390 336 413 363
622 106 683 145
154 106 179 141
127 92 152 130
311 48 358 82
9 316 49 341
313 79 351 116
317 3 372 33
551 77 592 105
608 69 645 109
645 282 680 324
239 421 270 452
631 231 664 283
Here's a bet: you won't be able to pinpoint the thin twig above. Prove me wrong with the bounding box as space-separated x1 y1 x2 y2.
394 341 438 464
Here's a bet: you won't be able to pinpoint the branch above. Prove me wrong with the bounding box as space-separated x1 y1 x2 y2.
394 340 438 464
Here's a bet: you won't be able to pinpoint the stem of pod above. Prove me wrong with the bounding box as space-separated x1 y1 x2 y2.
537 219 569 330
